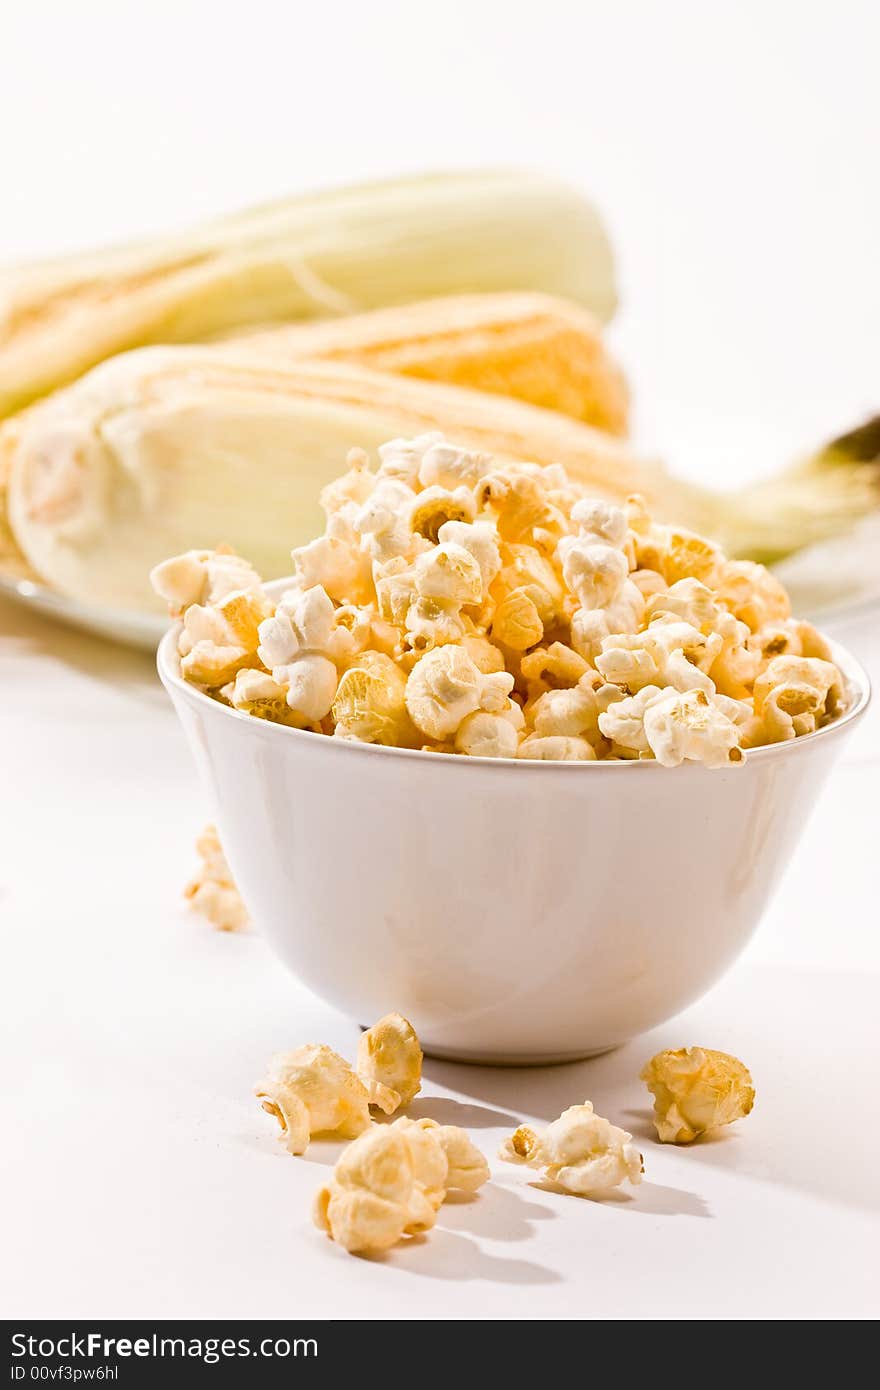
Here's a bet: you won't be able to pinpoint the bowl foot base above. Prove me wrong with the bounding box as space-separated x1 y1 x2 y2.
418 1041 622 1068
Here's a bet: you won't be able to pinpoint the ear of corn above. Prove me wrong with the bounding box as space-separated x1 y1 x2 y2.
2 354 670 613
0 170 617 420
239 291 629 436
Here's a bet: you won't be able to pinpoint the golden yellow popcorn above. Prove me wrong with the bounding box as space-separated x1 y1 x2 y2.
184 824 249 932
492 542 565 626
356 1012 423 1109
255 1044 398 1156
491 587 544 650
332 652 417 747
716 560 791 632
662 528 723 586
500 1102 643 1197
313 1125 438 1254
641 1046 755 1143
314 1116 489 1254
477 466 554 541
409 485 475 543
412 1118 490 1193
746 655 843 746
222 668 301 725
158 432 848 768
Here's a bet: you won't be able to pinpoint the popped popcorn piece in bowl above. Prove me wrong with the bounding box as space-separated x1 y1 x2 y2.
500 1102 643 1197
641 1046 755 1143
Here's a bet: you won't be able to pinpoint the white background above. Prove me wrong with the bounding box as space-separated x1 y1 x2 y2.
1 0 878 1322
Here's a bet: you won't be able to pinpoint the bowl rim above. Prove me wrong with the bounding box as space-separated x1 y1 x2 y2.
157 600 871 774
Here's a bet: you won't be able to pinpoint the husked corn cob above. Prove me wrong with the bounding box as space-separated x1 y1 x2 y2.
3 354 673 613
241 292 629 435
0 170 617 420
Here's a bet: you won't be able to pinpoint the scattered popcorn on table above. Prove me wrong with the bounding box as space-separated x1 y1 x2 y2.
356 1013 424 1109
499 1102 643 1198
152 434 849 765
184 824 249 932
314 1116 488 1254
640 1047 755 1144
255 1043 399 1156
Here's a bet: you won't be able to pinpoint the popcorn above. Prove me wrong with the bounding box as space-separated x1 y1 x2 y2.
491 587 544 650
598 685 666 756
159 434 848 765
500 1102 643 1197
356 1012 423 1109
377 432 440 485
641 1046 755 1143
642 688 745 768
437 519 502 589
409 485 476 544
256 586 352 726
291 511 372 605
184 824 249 932
477 466 554 541
455 708 522 758
422 1119 490 1192
313 1115 488 1254
223 668 301 726
521 642 589 691
255 1044 398 1156
273 653 339 725
529 681 602 741
716 560 790 632
662 528 723 586
492 549 565 641
171 576 271 690
150 547 263 617
518 734 596 760
418 440 491 491
332 652 416 746
405 646 514 740
313 1125 438 1253
413 542 483 605
352 477 417 560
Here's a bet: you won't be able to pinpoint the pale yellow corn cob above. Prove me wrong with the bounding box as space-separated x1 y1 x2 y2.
239 292 629 435
0 170 617 420
3 354 675 613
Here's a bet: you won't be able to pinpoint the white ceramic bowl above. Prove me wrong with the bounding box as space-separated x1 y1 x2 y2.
159 599 870 1064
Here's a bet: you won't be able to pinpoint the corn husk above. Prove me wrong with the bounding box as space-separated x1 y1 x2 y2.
0 170 617 420
2 353 675 612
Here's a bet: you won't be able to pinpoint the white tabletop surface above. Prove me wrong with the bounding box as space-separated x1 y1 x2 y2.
1 593 877 1321
2 0 879 1322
